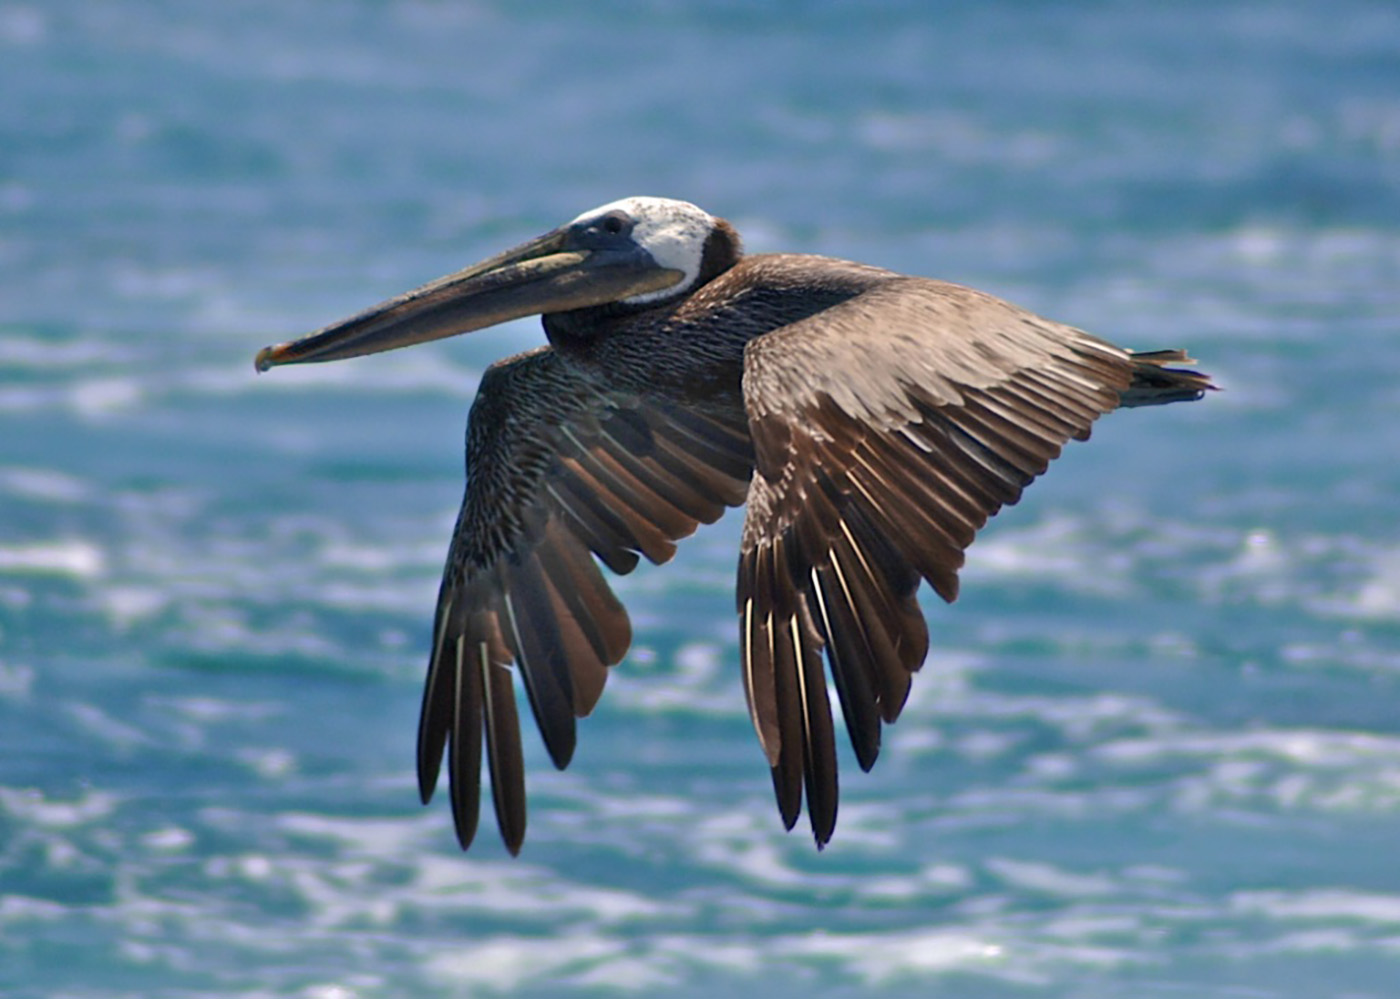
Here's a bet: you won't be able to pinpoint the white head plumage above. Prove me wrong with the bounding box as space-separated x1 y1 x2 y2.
569 196 717 304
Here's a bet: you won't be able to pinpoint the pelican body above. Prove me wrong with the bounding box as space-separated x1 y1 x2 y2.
258 197 1211 854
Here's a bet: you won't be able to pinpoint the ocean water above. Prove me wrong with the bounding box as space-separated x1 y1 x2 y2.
3 1 1399 996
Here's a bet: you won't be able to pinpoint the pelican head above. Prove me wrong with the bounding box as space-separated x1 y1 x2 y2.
255 197 739 371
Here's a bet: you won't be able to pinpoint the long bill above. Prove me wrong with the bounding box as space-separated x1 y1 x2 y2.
255 228 683 371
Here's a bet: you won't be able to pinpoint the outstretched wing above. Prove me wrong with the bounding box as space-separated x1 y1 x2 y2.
736 277 1135 846
422 346 752 853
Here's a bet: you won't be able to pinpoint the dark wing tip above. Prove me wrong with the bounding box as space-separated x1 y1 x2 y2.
450 788 481 852
499 815 526 856
546 735 576 771
772 765 802 831
809 803 837 850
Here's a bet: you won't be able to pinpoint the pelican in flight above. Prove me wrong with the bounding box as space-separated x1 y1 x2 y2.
257 197 1211 854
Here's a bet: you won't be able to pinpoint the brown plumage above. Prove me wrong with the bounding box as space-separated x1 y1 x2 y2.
257 197 1213 854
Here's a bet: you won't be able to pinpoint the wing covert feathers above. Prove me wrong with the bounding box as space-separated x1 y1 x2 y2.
737 277 1140 846
421 349 752 853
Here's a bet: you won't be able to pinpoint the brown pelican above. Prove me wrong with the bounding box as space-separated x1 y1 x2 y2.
257 196 1211 855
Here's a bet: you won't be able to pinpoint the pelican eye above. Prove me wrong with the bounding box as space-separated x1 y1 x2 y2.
600 211 631 235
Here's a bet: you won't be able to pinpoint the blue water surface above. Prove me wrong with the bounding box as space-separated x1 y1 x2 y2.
3 1 1400 996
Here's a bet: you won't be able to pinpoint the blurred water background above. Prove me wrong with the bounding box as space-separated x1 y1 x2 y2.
3 1 1400 996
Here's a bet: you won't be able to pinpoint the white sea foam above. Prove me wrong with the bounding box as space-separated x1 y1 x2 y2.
1334 544 1400 620
172 604 342 659
140 826 196 852
69 376 145 417
0 893 66 924
415 917 1145 993
849 862 974 902
608 639 747 717
1095 728 1400 815
0 375 148 419
318 540 413 573
910 678 1187 745
0 333 134 368
1232 888 1400 925
985 858 1120 898
154 695 282 724
0 466 89 503
98 585 169 628
1096 728 1400 768
317 580 436 616
235 747 298 780
794 926 1009 981
264 811 676 933
689 810 834 889
0 786 119 827
7 766 1394 998
416 925 1000 993
963 512 1136 597
426 933 634 992
300 985 361 999
67 703 151 749
0 539 105 578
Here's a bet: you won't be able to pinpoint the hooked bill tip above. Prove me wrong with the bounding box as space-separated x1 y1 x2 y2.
254 345 281 373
